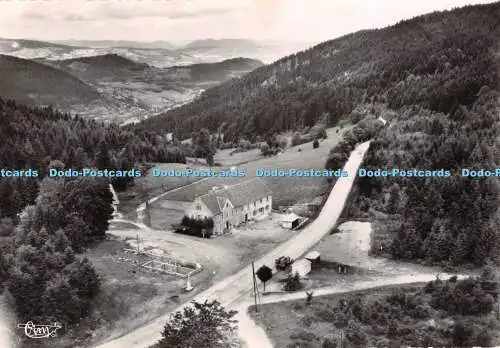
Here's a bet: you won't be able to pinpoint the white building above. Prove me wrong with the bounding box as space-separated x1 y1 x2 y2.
280 213 301 229
184 178 272 235
290 259 312 278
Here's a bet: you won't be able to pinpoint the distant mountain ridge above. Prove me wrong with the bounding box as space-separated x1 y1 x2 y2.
51 39 177 50
180 39 259 50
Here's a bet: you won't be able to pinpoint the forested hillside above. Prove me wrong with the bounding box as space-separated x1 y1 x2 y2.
0 54 105 107
319 2 500 267
135 2 500 143
0 98 185 221
0 98 186 341
46 53 151 81
166 57 264 82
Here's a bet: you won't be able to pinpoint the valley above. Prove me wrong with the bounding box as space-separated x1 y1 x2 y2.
0 38 273 123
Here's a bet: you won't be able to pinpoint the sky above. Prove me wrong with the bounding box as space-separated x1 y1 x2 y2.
0 0 498 44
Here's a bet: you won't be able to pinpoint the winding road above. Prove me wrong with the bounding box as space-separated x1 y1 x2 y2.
94 141 371 348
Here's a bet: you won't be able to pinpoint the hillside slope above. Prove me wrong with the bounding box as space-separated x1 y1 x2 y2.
0 54 104 107
47 54 264 84
135 2 500 142
165 57 264 82
45 53 152 81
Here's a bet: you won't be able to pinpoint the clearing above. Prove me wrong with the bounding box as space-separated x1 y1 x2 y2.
146 126 351 230
95 213 296 343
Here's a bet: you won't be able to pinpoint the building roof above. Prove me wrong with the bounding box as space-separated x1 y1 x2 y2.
290 258 312 276
304 251 320 260
281 213 301 222
198 178 271 216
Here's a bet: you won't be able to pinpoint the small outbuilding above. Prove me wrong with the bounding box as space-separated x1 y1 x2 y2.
280 213 301 229
304 251 321 264
290 258 312 278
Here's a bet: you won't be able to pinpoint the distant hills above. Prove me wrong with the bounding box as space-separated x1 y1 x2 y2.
0 37 311 66
0 37 198 67
179 39 260 54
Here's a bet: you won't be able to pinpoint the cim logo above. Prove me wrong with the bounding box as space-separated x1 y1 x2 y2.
17 321 62 339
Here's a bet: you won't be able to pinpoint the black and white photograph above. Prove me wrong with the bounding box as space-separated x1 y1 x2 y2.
0 0 499 347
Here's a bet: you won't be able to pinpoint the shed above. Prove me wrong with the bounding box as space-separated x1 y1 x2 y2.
280 213 301 229
290 258 311 278
304 251 320 263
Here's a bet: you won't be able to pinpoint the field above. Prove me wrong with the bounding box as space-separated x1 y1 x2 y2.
108 213 295 280
90 213 296 343
214 148 263 166
152 126 351 220
117 163 205 219
119 126 351 225
83 216 294 346
82 238 194 345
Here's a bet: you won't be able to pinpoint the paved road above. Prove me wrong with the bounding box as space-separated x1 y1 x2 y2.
93 141 371 348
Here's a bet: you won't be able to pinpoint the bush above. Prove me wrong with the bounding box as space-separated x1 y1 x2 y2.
322 338 337 348
284 272 303 292
314 309 336 323
291 132 303 146
345 322 367 346
260 143 271 156
238 139 252 150
290 330 316 342
310 123 328 139
300 315 315 327
177 216 214 238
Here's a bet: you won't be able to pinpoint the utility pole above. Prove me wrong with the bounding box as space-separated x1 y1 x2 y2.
144 199 152 227
251 262 258 312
